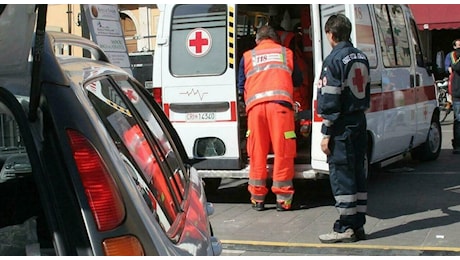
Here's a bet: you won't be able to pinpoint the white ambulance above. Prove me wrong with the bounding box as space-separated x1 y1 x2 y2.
152 4 441 192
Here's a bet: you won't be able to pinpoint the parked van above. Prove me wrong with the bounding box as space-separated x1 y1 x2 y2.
152 4 441 192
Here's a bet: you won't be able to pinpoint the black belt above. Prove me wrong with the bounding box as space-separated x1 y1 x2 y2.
271 100 294 110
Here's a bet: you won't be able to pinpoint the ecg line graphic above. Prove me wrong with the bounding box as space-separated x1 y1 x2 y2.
179 88 209 101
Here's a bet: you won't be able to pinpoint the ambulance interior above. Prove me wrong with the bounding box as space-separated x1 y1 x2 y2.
236 4 314 162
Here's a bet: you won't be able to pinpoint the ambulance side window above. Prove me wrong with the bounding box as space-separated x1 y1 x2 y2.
409 18 425 67
375 4 411 67
170 4 227 77
355 4 377 68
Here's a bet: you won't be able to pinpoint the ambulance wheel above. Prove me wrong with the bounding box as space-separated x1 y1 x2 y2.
411 120 442 161
203 178 222 194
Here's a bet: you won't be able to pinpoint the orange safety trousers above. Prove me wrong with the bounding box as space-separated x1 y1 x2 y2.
247 102 296 202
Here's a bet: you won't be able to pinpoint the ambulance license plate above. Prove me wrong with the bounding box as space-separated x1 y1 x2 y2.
185 112 216 121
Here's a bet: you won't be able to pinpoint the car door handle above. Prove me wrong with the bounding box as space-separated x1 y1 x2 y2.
410 74 420 87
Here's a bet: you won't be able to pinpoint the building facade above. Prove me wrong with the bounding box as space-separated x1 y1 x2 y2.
47 4 159 56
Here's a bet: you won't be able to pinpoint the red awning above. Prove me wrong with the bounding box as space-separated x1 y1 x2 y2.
409 4 460 30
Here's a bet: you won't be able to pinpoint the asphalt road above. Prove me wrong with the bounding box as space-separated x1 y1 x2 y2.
207 114 460 256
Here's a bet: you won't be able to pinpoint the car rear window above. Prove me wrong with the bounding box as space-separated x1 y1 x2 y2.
85 76 188 236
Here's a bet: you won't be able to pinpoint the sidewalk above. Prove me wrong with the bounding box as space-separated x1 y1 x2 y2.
209 121 460 256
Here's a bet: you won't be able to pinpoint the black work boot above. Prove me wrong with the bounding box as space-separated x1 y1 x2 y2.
251 199 265 211
276 200 292 211
354 227 366 240
452 139 460 154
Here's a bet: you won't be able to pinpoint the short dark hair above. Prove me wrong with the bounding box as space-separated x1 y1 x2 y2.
256 25 280 43
452 39 460 48
324 14 352 42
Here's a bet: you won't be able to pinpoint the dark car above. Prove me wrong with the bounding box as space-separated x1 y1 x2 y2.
0 4 221 256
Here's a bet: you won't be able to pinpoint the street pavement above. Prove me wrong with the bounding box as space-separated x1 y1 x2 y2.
208 114 460 256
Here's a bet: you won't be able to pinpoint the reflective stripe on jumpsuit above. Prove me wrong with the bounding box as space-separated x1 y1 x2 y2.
246 102 296 203
242 39 296 205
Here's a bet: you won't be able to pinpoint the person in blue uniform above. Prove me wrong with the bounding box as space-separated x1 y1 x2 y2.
316 14 370 243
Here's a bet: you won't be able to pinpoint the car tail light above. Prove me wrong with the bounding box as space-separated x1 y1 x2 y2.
67 129 125 231
102 235 145 256
152 87 162 106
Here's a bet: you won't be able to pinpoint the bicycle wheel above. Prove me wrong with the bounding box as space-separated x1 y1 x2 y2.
438 89 450 122
440 107 449 122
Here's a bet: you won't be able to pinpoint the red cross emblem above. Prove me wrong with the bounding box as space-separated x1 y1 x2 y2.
353 68 365 93
348 62 368 99
187 28 212 57
123 88 139 103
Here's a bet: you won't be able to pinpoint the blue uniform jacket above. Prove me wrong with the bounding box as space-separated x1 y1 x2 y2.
317 41 370 136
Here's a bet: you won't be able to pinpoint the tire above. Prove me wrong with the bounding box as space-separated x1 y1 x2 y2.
411 120 442 161
203 178 222 194
439 107 447 123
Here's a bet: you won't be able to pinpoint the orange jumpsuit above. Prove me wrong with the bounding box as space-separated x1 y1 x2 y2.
276 30 312 112
242 39 296 205
276 30 304 110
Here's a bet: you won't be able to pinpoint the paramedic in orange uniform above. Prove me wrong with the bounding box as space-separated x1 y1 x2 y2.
271 15 311 113
270 15 313 140
237 25 302 211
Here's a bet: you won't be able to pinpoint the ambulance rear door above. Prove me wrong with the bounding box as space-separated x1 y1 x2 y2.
310 4 351 174
153 4 242 170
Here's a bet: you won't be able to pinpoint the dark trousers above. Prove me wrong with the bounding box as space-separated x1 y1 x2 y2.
453 101 460 148
327 112 367 233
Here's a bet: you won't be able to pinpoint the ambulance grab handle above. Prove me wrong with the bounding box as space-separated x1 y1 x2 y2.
410 74 420 88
